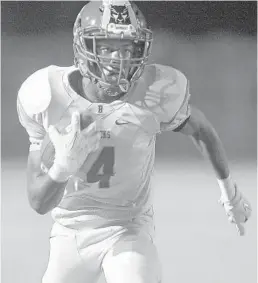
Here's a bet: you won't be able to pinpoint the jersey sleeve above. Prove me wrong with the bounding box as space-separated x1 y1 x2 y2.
153 64 191 132
17 67 52 151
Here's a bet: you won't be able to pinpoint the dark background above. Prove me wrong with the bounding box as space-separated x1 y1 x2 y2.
1 2 257 283
2 1 257 35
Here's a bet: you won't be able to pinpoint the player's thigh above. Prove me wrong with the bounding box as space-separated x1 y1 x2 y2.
102 230 161 283
42 232 101 283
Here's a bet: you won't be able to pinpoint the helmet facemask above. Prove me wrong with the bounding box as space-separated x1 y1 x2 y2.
73 1 153 96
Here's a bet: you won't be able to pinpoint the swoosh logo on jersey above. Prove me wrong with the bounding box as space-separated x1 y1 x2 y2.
115 119 130 125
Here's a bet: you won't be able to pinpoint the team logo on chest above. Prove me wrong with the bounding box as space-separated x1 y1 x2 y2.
98 105 103 113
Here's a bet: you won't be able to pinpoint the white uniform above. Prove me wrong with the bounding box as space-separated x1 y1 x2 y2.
17 64 190 283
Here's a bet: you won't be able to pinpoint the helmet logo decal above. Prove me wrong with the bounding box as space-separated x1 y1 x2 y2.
109 5 131 25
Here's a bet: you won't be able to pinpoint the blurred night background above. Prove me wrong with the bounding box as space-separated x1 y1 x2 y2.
1 2 257 283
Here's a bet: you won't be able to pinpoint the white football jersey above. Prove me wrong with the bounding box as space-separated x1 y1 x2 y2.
17 64 191 225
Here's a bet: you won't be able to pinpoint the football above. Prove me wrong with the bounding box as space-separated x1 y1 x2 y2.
40 112 94 170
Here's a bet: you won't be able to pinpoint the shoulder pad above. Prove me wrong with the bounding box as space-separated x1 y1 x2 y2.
18 66 52 115
147 64 187 97
137 64 188 123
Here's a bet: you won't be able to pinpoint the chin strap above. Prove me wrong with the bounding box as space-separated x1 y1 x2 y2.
95 78 130 97
76 61 131 97
118 79 130 93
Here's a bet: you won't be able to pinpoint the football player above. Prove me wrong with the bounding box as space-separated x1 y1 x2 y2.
17 1 252 283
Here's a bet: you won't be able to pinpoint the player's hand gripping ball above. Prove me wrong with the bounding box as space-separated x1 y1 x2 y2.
40 111 100 176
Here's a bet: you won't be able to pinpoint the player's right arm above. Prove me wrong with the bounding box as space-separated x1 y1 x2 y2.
18 69 100 214
26 150 68 215
17 67 68 214
24 110 99 215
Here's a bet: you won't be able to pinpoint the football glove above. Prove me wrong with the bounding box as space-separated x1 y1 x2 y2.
219 185 252 236
48 111 100 182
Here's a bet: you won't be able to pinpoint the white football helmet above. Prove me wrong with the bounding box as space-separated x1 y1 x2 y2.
73 0 153 96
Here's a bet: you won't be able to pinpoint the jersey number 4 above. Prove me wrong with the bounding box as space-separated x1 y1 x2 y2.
87 146 115 188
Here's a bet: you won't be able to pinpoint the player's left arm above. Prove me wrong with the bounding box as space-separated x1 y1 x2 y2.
174 105 252 236
156 64 251 235
174 105 230 180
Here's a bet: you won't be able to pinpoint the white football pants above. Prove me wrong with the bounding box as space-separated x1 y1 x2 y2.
42 208 161 283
